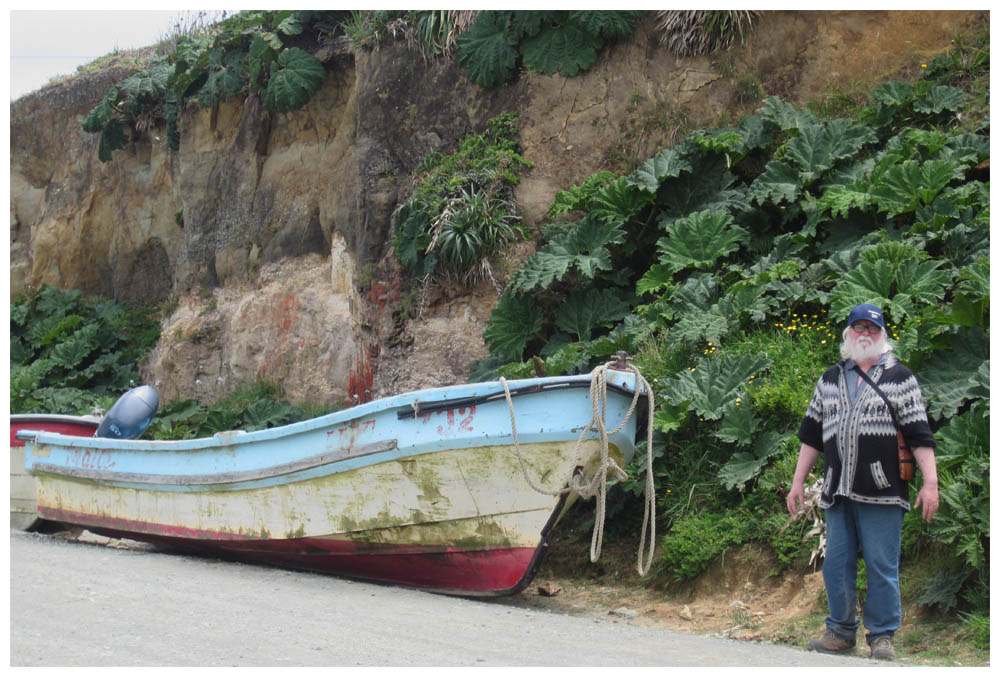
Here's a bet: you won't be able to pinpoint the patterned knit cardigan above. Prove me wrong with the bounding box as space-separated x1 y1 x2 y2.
798 352 936 510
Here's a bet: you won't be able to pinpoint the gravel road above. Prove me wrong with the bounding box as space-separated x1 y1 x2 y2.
10 530 883 667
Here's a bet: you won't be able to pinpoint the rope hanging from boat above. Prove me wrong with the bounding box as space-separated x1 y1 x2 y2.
499 359 656 576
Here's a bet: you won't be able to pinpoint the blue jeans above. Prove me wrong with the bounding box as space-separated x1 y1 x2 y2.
822 499 904 643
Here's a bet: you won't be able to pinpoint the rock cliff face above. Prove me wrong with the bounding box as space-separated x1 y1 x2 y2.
9 11 980 408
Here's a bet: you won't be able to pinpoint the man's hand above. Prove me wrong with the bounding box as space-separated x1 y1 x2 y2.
787 444 821 515
911 446 939 521
786 482 806 515
913 483 939 521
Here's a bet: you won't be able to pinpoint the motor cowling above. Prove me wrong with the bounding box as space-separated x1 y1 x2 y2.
95 385 159 439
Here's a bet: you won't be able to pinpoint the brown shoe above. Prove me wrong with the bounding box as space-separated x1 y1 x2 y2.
870 636 895 661
808 629 856 654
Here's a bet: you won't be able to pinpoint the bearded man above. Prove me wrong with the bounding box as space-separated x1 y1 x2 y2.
786 303 939 661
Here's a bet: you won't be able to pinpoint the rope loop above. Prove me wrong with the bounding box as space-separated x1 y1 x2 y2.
500 358 657 576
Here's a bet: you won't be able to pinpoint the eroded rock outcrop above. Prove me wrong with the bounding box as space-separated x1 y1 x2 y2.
10 11 981 408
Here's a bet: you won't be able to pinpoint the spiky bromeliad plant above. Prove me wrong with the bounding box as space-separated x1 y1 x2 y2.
656 10 762 56
393 111 532 286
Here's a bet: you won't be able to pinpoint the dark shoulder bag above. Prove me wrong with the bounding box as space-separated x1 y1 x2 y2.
856 368 915 481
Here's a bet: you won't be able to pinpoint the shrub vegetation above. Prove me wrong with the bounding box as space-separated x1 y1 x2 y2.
478 27 989 621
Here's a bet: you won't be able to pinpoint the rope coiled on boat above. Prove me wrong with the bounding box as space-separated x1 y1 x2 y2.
499 360 656 576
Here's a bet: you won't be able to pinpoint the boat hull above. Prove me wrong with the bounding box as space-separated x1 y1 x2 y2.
10 414 99 530
20 371 640 595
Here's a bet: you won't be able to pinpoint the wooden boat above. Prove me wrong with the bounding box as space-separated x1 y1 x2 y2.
10 414 100 530
16 368 645 596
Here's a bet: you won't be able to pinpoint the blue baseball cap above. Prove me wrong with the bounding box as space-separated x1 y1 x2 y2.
847 303 886 330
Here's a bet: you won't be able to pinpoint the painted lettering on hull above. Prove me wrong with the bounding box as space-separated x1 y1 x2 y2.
417 406 476 435
328 418 376 447
67 448 116 471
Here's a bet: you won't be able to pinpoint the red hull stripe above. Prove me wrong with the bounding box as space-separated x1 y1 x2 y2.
37 506 540 594
10 421 97 446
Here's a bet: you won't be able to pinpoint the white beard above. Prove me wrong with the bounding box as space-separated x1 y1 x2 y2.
847 334 887 363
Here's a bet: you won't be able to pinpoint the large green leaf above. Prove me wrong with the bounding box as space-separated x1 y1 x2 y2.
534 341 592 377
757 96 818 131
97 120 128 162
198 50 248 108
784 118 877 181
718 431 791 491
670 272 719 310
818 185 873 218
561 217 624 278
667 308 731 348
262 48 326 113
714 400 761 445
871 81 913 108
654 154 749 227
687 130 744 156
10 359 54 403
942 133 990 171
507 216 624 292
520 21 601 77
82 88 120 133
588 314 650 357
49 323 100 370
828 259 896 319
588 176 651 224
893 258 951 309
955 257 989 303
718 284 776 324
555 288 630 341
119 62 172 99
506 250 574 293
656 210 748 273
274 12 304 36
870 160 956 216
820 158 875 190
484 292 543 361
392 204 435 277
913 85 965 114
748 160 800 205
662 352 773 420
858 240 925 270
248 33 275 87
10 336 32 367
548 171 616 218
918 329 989 420
242 398 301 430
636 264 675 296
457 11 520 88
627 148 692 194
509 11 553 38
32 387 96 415
934 406 988 469
568 10 641 39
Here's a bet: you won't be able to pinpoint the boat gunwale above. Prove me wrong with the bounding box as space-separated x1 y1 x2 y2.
16 372 639 452
28 438 401 486
11 414 101 424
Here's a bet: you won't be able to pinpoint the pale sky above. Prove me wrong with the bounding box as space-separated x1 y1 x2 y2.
8 9 232 101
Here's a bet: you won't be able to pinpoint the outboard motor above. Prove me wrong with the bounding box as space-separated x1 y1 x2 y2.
95 385 159 439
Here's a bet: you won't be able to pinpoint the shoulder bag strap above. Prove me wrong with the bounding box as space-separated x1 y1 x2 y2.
855 365 915 480
855 366 903 431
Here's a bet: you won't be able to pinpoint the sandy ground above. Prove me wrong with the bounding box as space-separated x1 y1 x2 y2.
11 529 886 667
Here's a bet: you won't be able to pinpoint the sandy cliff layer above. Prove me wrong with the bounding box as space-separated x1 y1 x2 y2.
9 11 980 407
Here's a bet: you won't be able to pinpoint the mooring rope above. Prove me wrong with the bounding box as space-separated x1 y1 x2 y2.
499 359 656 576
